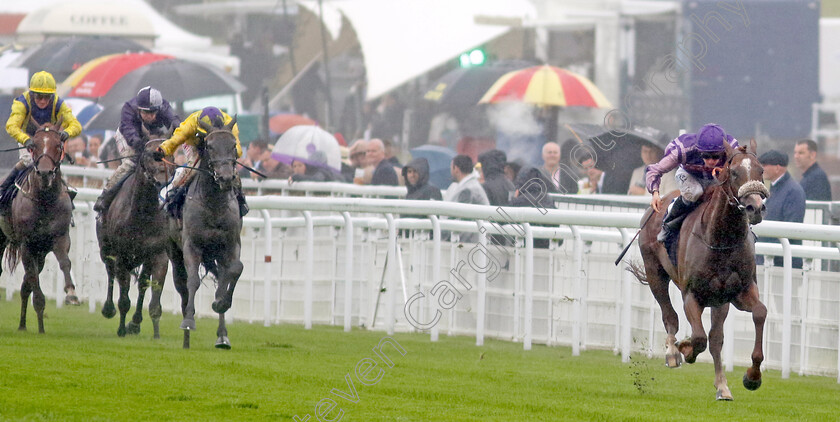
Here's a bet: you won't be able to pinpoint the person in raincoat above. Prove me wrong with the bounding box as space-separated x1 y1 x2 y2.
2 71 81 211
154 106 248 217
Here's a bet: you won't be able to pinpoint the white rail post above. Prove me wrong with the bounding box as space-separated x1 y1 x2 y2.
618 228 632 362
571 226 584 357
303 211 314 329
780 238 792 379
261 210 272 327
524 223 533 351
799 259 811 376
476 220 487 346
385 213 397 336
430 215 441 342
761 254 773 371
342 212 354 332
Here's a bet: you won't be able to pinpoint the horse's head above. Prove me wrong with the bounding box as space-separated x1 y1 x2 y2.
197 115 238 190
139 124 174 187
719 138 769 224
29 116 65 188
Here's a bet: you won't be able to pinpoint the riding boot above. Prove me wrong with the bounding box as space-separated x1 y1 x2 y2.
94 160 135 214
657 196 698 242
236 188 249 217
0 164 25 215
93 186 118 214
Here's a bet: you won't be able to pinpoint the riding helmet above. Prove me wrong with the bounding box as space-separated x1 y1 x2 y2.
696 123 729 152
136 86 163 112
29 71 56 95
197 106 225 134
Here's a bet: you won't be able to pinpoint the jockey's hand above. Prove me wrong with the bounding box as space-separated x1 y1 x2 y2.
23 138 35 151
651 190 662 213
152 147 165 161
58 131 69 142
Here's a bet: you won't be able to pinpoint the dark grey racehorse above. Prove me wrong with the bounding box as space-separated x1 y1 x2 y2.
168 117 243 349
97 127 173 338
0 117 76 333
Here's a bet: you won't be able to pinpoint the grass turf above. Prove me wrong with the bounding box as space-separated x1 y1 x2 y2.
0 293 837 421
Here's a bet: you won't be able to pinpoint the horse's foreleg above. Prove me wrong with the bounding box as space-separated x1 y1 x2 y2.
710 304 732 400
169 244 188 317
645 263 681 367
148 253 168 340
733 282 766 391
678 291 707 364
211 255 243 315
53 235 78 305
215 313 231 349
101 252 117 319
180 241 201 332
18 274 33 331
27 252 47 333
127 266 151 335
116 267 131 337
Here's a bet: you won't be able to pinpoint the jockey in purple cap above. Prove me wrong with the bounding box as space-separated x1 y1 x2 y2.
94 86 180 215
155 106 248 217
646 123 739 242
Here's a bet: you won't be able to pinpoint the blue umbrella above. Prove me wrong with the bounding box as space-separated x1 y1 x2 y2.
410 144 456 190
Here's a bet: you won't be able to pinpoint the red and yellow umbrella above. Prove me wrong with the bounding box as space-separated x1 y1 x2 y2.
68 53 173 98
479 65 612 108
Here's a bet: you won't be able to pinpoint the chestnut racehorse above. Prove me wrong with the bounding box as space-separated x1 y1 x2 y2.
630 139 769 400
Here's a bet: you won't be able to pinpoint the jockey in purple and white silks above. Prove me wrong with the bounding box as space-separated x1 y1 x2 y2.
646 123 739 242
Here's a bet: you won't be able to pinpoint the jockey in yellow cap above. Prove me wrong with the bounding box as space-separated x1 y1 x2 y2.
155 106 248 217
2 71 82 210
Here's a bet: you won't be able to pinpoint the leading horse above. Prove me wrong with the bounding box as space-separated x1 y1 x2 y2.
168 117 243 349
630 139 769 400
0 117 77 333
97 126 173 338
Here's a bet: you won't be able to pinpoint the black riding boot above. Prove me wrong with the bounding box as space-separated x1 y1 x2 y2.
0 165 24 215
657 196 698 242
93 186 117 214
236 188 249 217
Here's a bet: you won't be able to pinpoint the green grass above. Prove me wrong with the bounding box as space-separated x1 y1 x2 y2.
0 294 837 421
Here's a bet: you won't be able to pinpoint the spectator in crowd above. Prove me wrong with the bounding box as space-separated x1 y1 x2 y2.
478 149 514 206
66 134 90 167
504 160 522 184
510 166 557 248
539 142 561 192
757 150 805 269
344 139 367 183
239 140 269 179
628 145 677 196
443 154 489 243
366 138 398 186
259 151 293 179
289 158 338 183
403 158 442 202
578 156 626 194
98 136 121 170
383 138 403 167
793 139 832 201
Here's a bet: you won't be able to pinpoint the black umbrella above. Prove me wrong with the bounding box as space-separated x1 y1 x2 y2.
423 61 532 107
562 123 671 194
14 37 149 82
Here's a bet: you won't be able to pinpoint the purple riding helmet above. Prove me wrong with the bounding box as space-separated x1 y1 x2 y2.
695 123 730 152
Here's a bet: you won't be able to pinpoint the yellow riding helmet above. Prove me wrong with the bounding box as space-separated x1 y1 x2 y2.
29 71 57 95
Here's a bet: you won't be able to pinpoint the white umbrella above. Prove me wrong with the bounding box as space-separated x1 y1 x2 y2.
271 125 341 173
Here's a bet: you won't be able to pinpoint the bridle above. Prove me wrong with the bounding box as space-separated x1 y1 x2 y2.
713 149 767 212
199 129 237 189
140 139 169 189
30 126 64 174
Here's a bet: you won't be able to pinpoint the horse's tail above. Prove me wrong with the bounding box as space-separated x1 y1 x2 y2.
626 260 649 286
4 240 21 272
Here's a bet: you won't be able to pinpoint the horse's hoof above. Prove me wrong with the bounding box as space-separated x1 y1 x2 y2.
215 336 231 349
64 295 80 306
18 326 26 332
743 373 762 391
180 318 196 331
102 303 116 319
716 389 734 401
117 326 126 337
665 353 682 368
126 321 141 335
211 300 230 314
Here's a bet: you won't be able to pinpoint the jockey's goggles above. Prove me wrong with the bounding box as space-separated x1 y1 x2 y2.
700 152 723 160
33 92 53 101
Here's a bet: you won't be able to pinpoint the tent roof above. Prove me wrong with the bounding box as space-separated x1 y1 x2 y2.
298 0 536 99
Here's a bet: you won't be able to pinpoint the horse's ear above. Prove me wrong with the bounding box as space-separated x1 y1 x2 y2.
198 118 213 135
749 138 757 155
225 114 237 132
722 137 734 157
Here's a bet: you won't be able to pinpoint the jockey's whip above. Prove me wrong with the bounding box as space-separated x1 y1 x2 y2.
614 210 656 266
97 155 136 164
0 145 27 152
236 161 267 179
